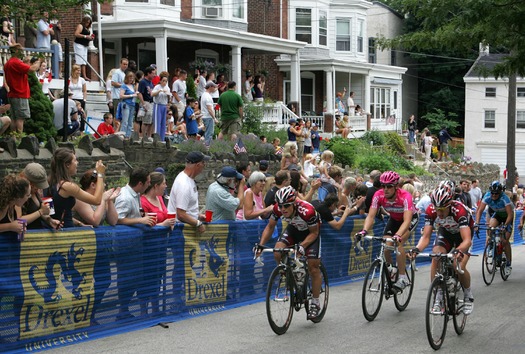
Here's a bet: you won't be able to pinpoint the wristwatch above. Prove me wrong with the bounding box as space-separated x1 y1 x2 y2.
196 220 203 227
97 173 104 178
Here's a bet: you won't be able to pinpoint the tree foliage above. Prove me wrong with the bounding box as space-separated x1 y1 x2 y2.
2 1 109 20
26 73 56 142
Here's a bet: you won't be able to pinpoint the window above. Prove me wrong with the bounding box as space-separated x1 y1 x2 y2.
517 111 525 129
160 0 175 5
370 87 391 119
485 87 496 97
125 0 148 2
369 38 376 63
336 19 351 51
518 87 525 97
232 0 244 18
319 11 327 46
357 19 364 53
390 50 397 66
296 8 312 44
484 110 495 129
203 0 223 18
301 76 314 112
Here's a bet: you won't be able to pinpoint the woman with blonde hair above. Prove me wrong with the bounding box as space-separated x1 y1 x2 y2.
335 115 351 138
69 64 88 131
280 141 299 171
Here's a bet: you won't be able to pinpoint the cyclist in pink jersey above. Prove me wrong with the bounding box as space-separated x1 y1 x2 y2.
355 171 418 291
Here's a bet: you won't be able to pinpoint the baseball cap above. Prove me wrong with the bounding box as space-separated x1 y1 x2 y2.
312 123 317 127
186 151 211 164
23 163 49 189
205 81 218 89
260 160 269 168
218 166 243 180
154 167 165 174
289 118 297 124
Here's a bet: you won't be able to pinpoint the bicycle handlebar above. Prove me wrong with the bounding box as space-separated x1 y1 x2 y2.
417 251 467 275
356 235 400 255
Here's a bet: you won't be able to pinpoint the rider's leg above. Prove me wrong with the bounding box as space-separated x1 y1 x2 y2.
273 241 287 264
503 231 512 265
486 217 499 245
431 245 447 281
456 255 471 290
307 258 322 300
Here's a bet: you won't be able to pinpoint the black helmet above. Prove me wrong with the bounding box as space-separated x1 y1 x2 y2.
489 181 504 194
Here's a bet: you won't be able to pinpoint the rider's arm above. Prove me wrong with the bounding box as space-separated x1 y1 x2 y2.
299 223 320 249
415 225 433 252
504 204 514 227
457 226 472 254
475 201 486 224
361 206 378 232
259 217 277 246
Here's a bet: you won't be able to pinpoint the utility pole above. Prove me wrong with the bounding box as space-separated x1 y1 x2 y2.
506 72 516 191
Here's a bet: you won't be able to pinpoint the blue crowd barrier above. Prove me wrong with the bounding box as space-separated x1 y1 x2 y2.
0 211 522 353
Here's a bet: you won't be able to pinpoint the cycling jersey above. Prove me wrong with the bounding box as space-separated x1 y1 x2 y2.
371 188 415 222
271 199 321 258
424 200 474 234
481 191 511 219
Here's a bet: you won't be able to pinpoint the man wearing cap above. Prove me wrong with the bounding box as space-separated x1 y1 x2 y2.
311 123 320 153
53 90 79 137
205 166 246 221
200 81 218 146
3 43 42 133
168 151 211 232
217 81 244 142
287 118 301 147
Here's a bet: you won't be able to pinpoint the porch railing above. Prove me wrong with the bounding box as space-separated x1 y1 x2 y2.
0 45 58 78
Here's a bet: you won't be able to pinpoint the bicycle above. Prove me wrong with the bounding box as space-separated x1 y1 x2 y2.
358 235 416 322
418 251 469 350
481 226 510 285
254 244 329 335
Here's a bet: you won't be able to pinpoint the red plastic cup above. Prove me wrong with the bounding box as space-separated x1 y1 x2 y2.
147 212 157 224
42 197 55 215
167 212 176 219
205 210 213 223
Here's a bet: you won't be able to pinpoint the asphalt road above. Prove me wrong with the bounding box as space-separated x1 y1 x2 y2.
51 245 525 354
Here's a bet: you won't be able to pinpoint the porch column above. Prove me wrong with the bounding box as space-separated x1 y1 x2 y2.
290 51 301 109
364 74 371 117
231 46 242 95
325 69 333 113
154 31 168 73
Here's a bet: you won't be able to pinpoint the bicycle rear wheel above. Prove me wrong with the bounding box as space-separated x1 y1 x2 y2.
425 277 448 350
361 259 385 322
304 262 329 323
500 251 510 281
452 283 467 335
394 257 415 311
482 242 496 285
266 265 294 335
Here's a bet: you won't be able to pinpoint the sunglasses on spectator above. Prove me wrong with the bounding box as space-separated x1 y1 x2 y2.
381 184 395 189
278 203 294 209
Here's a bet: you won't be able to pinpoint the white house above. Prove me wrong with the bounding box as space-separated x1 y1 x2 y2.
464 50 525 177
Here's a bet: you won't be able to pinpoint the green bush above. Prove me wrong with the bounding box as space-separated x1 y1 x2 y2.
242 103 264 136
384 131 406 155
361 130 386 146
357 153 394 172
209 139 234 155
186 75 197 101
237 133 274 156
27 72 56 142
325 137 360 167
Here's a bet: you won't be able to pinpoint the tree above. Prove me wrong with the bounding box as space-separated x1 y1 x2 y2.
26 72 56 142
379 0 525 189
1 1 109 20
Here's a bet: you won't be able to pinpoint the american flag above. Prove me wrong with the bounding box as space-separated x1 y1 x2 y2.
233 138 247 154
275 146 283 155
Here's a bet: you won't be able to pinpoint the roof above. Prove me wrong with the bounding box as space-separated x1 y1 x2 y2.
464 53 508 78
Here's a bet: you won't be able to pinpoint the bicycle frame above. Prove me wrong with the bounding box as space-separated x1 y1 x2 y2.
365 235 400 296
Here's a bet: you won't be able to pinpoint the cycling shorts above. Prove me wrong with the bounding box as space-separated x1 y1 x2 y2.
383 211 419 237
277 224 321 259
433 227 473 253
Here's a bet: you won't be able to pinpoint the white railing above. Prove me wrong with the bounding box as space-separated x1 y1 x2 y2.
0 46 53 74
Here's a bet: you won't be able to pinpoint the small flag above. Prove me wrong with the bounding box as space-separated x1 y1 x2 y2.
233 138 247 154
275 146 283 155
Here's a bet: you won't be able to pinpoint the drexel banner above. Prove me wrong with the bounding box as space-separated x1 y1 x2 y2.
0 213 522 353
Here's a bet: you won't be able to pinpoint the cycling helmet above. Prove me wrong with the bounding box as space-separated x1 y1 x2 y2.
379 171 400 185
275 186 297 205
489 180 504 193
438 179 455 190
430 185 454 208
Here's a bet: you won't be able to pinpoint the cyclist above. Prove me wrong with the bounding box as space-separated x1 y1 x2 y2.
410 184 474 315
474 181 514 276
355 171 418 292
257 186 322 320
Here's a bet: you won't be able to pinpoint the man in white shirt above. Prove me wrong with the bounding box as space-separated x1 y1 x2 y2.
111 58 129 113
53 91 78 137
168 151 211 233
172 70 188 119
196 69 207 102
469 179 483 208
36 12 53 49
200 81 218 146
244 73 253 101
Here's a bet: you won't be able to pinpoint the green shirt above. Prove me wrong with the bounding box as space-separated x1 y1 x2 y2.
218 89 243 120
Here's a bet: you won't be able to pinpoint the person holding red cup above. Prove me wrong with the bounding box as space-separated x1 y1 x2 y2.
140 171 175 228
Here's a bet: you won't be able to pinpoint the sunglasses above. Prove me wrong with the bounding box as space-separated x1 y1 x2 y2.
436 207 448 212
278 203 294 209
381 184 395 189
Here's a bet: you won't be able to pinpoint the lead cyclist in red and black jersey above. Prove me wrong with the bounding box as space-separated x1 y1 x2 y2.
411 183 474 315
258 186 322 320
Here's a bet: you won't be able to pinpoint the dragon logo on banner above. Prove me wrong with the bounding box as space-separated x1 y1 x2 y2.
184 225 229 306
19 229 96 340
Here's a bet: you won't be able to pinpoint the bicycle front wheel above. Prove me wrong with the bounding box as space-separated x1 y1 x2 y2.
425 277 448 350
266 265 293 335
304 262 329 323
452 283 467 335
482 242 496 285
394 257 415 311
362 259 385 322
